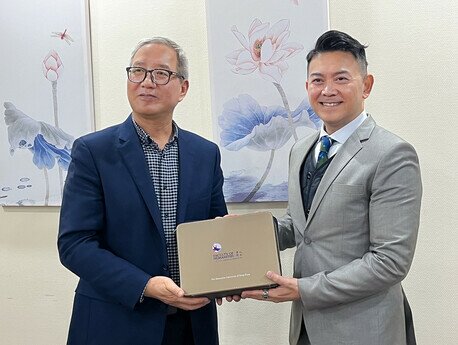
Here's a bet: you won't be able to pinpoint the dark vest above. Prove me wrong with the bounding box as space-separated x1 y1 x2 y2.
299 145 333 220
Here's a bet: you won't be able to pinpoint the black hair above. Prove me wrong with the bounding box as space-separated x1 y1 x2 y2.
306 30 368 74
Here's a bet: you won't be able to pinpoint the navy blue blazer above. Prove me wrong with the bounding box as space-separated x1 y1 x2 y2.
58 116 227 345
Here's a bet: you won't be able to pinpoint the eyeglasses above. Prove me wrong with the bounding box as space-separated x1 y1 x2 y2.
126 67 184 85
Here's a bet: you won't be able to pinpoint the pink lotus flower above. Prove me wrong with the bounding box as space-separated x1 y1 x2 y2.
42 50 63 82
41 50 65 197
226 18 303 83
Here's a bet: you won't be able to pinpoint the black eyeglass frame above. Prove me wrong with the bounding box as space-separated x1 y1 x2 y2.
125 66 184 85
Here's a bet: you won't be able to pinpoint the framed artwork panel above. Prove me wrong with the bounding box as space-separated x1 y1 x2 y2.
207 0 329 202
0 0 94 206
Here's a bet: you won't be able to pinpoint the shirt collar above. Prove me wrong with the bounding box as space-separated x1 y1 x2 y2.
319 111 367 144
132 117 179 146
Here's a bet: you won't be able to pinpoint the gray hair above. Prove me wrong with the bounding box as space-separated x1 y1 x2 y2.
129 37 189 80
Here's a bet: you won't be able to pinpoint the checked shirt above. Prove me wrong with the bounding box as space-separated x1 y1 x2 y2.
133 120 181 285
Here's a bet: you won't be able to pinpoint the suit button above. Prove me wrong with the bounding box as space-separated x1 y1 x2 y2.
162 265 168 271
306 172 312 179
304 237 312 245
305 209 310 217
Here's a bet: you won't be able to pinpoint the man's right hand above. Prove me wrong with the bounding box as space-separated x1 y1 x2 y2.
144 276 210 310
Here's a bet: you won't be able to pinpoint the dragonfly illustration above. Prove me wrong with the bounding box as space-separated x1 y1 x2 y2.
51 29 74 45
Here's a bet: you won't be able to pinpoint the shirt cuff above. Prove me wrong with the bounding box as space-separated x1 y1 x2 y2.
139 282 148 303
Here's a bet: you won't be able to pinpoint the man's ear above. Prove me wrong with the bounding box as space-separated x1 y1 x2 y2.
178 79 189 102
362 74 374 99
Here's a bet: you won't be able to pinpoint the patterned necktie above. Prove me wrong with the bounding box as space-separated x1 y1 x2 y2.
316 135 334 169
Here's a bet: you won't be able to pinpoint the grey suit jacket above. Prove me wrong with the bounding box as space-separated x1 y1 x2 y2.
277 116 422 345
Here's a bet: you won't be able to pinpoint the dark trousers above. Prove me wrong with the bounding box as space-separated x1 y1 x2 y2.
298 320 311 345
162 308 195 345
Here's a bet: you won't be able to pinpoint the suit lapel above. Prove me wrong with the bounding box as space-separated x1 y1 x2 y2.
306 117 376 226
116 116 164 235
176 129 196 225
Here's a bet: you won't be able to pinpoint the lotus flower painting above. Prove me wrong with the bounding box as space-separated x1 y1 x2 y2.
0 1 93 206
206 0 329 201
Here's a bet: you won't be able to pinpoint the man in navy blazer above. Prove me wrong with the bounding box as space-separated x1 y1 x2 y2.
58 37 227 345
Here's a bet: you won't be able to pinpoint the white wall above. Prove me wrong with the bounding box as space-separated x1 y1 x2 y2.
1 1 457 344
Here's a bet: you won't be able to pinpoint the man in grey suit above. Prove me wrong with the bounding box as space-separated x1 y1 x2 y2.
241 30 422 345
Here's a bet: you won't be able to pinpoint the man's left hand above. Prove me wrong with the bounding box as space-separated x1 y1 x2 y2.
241 271 300 303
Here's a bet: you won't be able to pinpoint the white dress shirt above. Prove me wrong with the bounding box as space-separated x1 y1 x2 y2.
314 111 368 163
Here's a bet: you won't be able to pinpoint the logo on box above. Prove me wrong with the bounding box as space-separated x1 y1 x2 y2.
212 243 222 252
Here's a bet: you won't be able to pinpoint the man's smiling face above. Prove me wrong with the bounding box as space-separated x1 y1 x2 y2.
127 43 188 122
306 51 373 134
